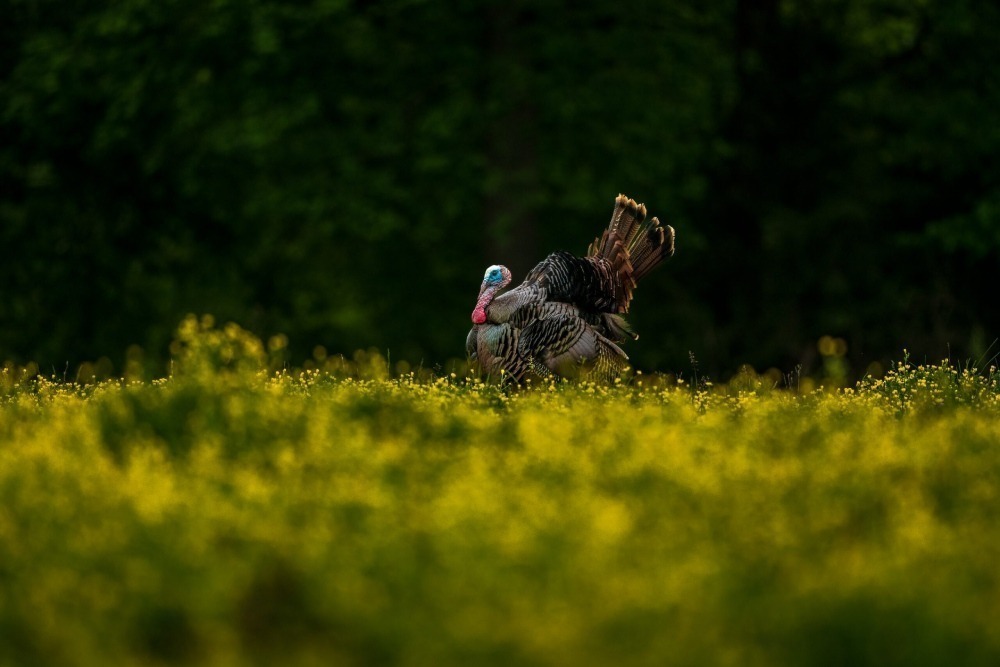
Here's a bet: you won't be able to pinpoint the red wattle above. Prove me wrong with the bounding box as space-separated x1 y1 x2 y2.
472 308 487 325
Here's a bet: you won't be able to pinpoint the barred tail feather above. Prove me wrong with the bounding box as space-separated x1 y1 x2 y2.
588 194 646 260
628 217 675 282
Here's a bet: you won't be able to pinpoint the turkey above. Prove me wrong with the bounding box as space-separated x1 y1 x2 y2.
466 194 675 382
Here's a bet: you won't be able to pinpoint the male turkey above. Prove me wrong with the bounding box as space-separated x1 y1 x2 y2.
466 194 675 381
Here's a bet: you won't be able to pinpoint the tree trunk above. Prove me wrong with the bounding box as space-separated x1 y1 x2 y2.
481 4 539 280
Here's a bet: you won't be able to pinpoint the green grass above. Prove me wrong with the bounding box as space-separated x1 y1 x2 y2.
1 319 999 666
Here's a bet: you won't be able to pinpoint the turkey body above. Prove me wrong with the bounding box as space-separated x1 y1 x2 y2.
466 195 675 382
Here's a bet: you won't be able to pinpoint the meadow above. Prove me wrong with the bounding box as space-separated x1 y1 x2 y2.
1 318 999 667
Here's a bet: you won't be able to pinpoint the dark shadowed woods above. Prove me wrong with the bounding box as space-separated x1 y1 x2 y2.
2 0 998 379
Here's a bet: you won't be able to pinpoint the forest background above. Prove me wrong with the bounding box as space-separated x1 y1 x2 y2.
3 0 999 380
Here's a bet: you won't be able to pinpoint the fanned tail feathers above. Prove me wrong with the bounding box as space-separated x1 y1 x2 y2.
587 194 675 311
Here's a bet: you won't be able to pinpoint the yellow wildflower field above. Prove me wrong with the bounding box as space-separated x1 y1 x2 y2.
1 321 999 666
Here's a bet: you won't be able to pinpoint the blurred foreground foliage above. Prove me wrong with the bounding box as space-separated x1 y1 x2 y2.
2 320 1000 666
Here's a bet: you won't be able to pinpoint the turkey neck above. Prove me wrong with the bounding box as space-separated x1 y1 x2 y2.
472 283 502 324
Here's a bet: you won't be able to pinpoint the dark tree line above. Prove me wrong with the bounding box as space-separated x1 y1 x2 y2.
2 0 998 378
